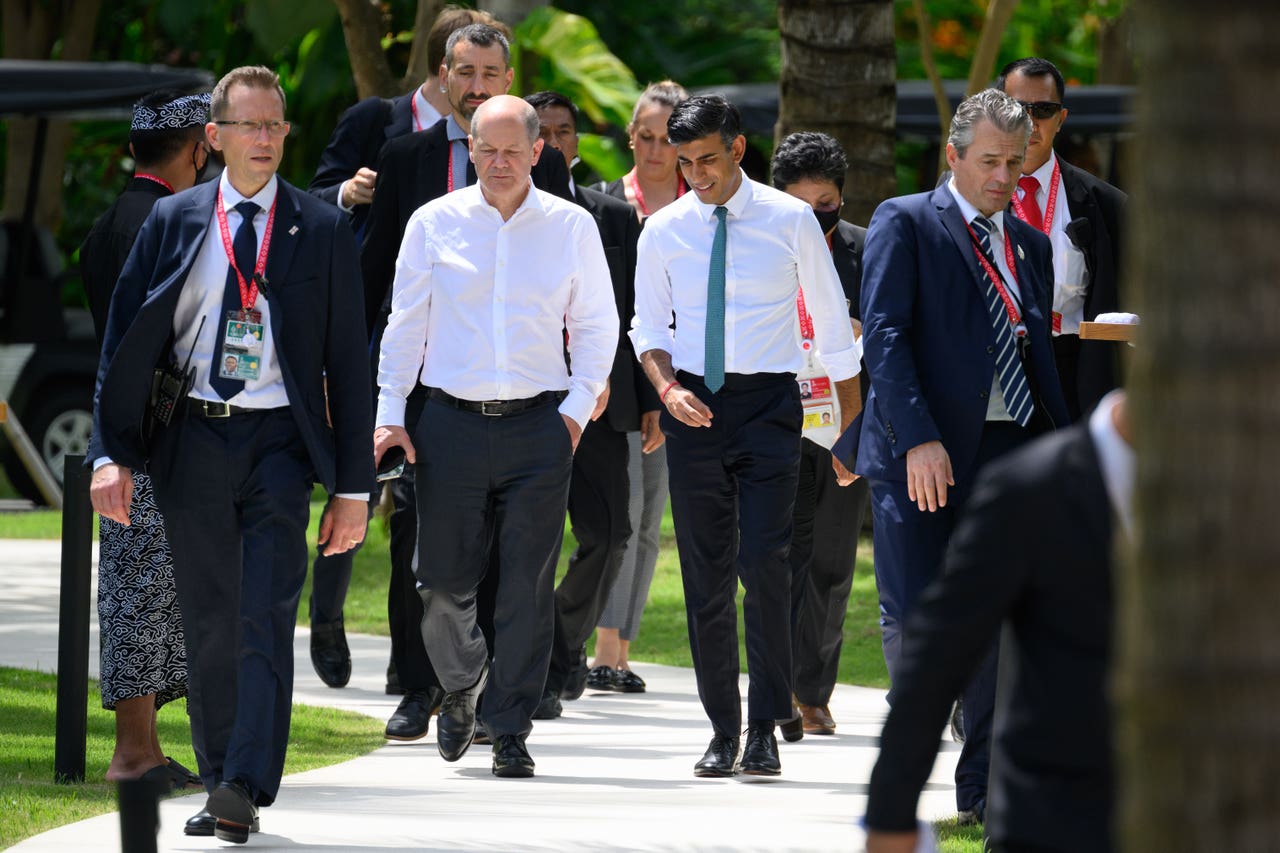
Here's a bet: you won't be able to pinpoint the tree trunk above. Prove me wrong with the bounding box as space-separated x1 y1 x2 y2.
332 0 395 98
399 0 446 93
776 0 895 227
1116 1 1280 850
963 0 1020 97
1 0 103 231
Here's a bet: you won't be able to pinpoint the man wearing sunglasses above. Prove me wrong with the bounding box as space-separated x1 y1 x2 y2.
996 57 1129 421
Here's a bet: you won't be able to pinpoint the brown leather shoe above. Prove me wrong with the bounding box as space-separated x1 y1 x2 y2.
798 702 836 735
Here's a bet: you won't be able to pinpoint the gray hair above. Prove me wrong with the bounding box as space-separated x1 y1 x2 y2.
948 88 1032 156
444 23 511 69
472 95 540 145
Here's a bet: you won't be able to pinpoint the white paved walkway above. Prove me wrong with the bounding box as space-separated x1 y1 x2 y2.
0 538 958 852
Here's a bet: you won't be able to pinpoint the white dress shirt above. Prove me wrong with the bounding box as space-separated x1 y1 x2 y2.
1020 152 1086 335
631 171 860 382
948 178 1023 422
1089 389 1134 539
176 172 288 409
376 181 618 430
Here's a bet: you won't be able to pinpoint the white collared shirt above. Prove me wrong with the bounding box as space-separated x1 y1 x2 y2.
1020 152 1087 335
376 181 618 430
948 177 1023 422
175 172 288 409
631 171 860 381
1088 389 1135 539
412 86 443 131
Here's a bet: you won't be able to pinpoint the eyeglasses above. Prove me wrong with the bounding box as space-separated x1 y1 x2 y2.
1017 101 1062 120
215 119 291 138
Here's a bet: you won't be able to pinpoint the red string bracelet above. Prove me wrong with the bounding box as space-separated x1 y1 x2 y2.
660 381 679 403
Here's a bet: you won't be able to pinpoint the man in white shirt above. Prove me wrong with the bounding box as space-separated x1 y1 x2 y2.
631 94 860 779
374 95 617 779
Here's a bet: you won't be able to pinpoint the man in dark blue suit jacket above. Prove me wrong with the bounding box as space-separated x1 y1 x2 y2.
89 66 373 844
856 88 1069 822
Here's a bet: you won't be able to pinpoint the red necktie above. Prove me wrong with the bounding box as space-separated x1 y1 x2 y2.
1017 175 1043 231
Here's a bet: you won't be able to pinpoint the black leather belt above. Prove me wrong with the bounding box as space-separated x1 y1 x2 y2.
189 399 285 418
428 388 564 417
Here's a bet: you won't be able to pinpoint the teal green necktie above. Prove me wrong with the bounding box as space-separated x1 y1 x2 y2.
704 205 728 392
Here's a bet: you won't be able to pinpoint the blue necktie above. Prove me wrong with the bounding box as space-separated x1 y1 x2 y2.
970 215 1033 426
704 205 728 393
210 200 260 400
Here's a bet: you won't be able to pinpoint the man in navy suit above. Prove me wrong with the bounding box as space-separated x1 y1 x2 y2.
856 88 1069 821
89 66 373 844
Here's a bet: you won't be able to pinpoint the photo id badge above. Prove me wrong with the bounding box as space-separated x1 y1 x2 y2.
219 310 264 382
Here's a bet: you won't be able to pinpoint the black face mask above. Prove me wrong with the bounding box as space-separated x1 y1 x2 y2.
813 205 842 235
192 143 211 184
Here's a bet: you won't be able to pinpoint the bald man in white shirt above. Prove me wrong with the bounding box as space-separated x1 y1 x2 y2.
374 95 617 779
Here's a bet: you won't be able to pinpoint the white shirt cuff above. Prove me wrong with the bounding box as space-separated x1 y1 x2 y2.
375 393 407 430
336 179 355 213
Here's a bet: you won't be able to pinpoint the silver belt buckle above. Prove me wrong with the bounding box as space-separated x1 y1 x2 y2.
204 400 231 418
479 400 503 416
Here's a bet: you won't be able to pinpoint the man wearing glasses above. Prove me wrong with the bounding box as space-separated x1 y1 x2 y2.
996 57 1129 421
90 65 373 844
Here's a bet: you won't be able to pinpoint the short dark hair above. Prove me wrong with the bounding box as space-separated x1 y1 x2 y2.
445 23 510 69
524 90 578 122
995 57 1066 103
426 6 511 73
770 131 848 193
129 89 205 168
666 94 741 149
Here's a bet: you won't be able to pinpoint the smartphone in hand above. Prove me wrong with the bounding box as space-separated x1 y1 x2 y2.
376 446 407 482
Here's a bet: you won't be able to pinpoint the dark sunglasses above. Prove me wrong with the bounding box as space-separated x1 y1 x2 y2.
1018 100 1063 120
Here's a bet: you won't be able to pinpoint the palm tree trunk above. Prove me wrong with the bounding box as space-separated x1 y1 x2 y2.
776 0 895 227
1118 1 1280 849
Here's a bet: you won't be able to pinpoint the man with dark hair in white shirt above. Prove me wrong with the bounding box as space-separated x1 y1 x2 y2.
631 94 860 779
374 95 617 779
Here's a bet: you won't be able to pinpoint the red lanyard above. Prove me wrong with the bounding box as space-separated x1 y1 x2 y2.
445 139 469 193
215 189 277 311
795 234 836 343
135 173 174 193
626 169 686 218
411 94 423 132
966 219 1024 333
1010 158 1060 236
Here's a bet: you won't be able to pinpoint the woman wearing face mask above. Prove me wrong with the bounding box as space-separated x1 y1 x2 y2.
768 131 871 740
588 81 687 694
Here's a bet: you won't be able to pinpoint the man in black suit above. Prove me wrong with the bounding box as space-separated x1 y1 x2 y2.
360 22 573 743
864 390 1131 853
768 131 870 740
857 89 1069 819
89 66 373 844
996 57 1128 421
524 90 650 717
302 6 509 694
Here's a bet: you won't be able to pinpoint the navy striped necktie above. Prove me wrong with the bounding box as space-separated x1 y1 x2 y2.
971 215 1032 427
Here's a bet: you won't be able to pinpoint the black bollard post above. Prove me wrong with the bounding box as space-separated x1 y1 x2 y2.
54 453 92 784
117 777 163 853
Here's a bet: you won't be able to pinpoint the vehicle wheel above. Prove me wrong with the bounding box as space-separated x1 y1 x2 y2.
1 386 93 505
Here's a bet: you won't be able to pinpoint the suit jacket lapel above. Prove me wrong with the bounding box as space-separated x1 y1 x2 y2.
932 185 990 301
263 180 301 291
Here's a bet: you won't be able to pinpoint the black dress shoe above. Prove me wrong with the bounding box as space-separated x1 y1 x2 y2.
739 722 781 776
437 663 488 762
184 807 262 837
491 734 535 778
693 734 739 778
561 647 589 701
385 686 445 741
204 779 260 844
533 687 563 720
585 664 615 691
310 619 351 688
611 667 646 693
777 709 804 743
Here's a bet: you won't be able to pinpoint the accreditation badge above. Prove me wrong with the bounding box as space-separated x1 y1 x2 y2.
796 346 840 450
219 310 264 381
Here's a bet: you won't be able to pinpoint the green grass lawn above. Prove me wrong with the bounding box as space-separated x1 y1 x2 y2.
0 666 384 849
